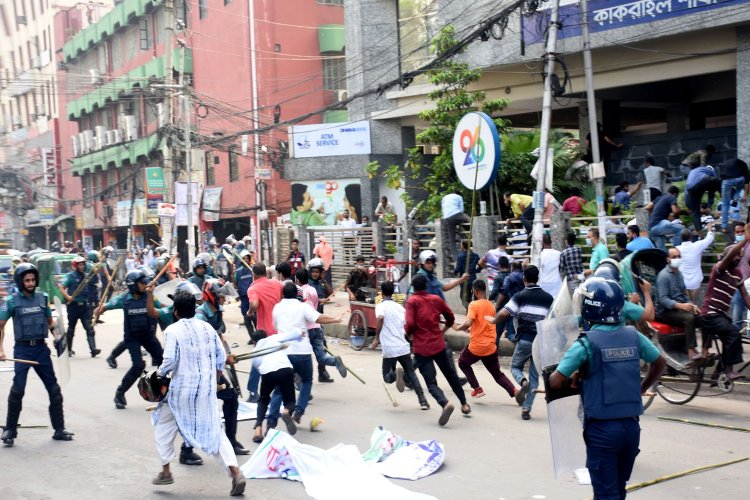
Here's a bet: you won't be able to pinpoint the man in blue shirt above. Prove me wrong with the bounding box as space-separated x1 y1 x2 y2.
441 193 469 258
234 250 255 340
625 225 654 252
613 181 642 210
647 186 688 251
685 164 721 230
0 264 74 446
549 277 665 500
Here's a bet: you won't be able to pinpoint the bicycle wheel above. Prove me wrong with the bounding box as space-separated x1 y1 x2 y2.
348 310 368 351
655 365 703 405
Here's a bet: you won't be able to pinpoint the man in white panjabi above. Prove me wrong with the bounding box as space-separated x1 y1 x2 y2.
151 289 246 496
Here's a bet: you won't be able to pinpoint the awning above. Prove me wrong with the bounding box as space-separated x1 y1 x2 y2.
71 133 160 176
318 25 345 53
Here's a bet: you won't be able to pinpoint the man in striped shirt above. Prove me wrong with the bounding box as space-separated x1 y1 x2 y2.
490 265 553 420
697 230 750 381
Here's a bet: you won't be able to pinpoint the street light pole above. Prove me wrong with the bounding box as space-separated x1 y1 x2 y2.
180 44 195 268
531 0 561 266
581 0 608 244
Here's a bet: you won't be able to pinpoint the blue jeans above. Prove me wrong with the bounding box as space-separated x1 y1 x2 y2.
510 339 538 410
731 290 746 329
648 220 684 252
246 365 260 396
308 327 336 368
267 354 313 425
721 176 745 229
584 418 641 500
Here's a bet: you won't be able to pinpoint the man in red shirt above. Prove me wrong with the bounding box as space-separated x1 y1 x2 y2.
246 263 283 400
247 263 283 335
405 274 469 426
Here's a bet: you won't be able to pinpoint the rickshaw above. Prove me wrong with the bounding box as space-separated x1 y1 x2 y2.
620 249 748 407
29 253 77 307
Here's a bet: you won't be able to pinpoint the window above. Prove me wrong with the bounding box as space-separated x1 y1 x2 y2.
140 18 151 50
229 146 239 182
176 0 189 28
199 0 207 19
318 0 344 5
224 0 232 5
398 0 437 83
322 57 346 91
205 151 215 185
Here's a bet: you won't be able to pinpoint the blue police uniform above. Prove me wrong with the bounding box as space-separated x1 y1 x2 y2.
557 324 660 500
415 268 445 300
104 292 163 407
61 269 98 356
0 290 71 443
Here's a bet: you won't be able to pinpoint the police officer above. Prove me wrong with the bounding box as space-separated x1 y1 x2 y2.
95 269 164 409
308 258 335 383
58 255 100 357
189 257 213 290
549 277 666 500
86 250 111 325
234 250 255 340
194 278 248 456
0 264 74 446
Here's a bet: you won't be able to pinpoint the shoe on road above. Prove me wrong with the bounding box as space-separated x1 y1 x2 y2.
246 392 258 403
232 441 250 455
420 401 430 410
395 367 405 393
90 349 101 358
114 390 127 409
318 370 334 383
471 387 485 398
521 408 531 420
281 410 298 435
179 448 204 465
106 356 117 369
461 403 471 415
52 429 74 441
438 403 454 426
152 472 174 485
230 475 246 496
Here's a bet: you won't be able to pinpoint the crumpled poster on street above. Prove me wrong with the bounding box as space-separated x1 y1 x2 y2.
240 427 440 500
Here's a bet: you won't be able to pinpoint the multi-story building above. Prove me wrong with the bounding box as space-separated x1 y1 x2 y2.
288 0 750 222
0 1 112 250
56 0 345 261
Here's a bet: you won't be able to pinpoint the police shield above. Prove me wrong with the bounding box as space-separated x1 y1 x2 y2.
533 314 586 479
153 279 180 307
52 297 71 387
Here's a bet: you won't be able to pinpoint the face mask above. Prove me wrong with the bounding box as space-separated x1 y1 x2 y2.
669 258 682 269
736 235 745 243
585 238 592 246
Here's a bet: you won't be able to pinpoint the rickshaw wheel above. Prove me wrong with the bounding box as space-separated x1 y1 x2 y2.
348 310 368 351
655 365 703 405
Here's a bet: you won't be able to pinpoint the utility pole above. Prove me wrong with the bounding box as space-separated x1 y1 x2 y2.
531 0 561 266
179 42 195 267
248 0 263 262
581 0 608 245
162 0 175 253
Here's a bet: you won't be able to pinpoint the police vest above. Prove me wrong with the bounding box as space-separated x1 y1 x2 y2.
87 272 101 302
123 294 155 336
197 304 222 332
66 271 89 302
189 274 206 290
581 327 643 420
235 269 253 297
12 292 48 342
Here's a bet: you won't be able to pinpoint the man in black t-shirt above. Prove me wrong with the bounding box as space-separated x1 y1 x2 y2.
647 186 689 251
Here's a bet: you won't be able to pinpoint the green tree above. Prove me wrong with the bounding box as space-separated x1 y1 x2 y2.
366 26 511 220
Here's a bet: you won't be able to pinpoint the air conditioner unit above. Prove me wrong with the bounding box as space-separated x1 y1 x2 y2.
156 103 166 127
78 132 88 154
337 89 349 101
89 68 103 86
31 55 41 69
94 125 107 149
16 16 27 25
106 129 122 145
71 135 80 156
121 115 138 141
82 129 95 152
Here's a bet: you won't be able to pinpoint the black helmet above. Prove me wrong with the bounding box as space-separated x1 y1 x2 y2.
193 257 207 271
138 371 169 402
14 263 39 289
580 277 625 325
125 269 148 293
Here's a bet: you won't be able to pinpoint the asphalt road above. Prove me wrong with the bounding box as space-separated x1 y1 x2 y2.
1 302 749 500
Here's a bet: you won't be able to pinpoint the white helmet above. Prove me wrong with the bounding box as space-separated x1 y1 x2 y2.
307 257 325 271
196 252 213 264
418 250 437 265
240 249 252 259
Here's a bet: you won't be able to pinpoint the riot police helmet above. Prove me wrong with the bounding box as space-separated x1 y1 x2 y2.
125 269 149 293
580 277 625 325
13 263 39 289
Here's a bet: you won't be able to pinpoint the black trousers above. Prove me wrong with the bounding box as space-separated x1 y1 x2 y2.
413 348 467 407
66 302 95 346
382 354 427 404
697 314 744 367
119 333 163 393
255 367 296 428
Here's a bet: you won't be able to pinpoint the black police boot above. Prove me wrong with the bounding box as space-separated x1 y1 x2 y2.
87 336 101 358
318 367 334 383
2 388 23 447
114 387 127 409
180 444 204 465
48 384 73 441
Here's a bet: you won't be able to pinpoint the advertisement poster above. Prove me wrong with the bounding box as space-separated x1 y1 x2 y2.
202 187 223 222
115 199 147 227
289 178 362 226
289 121 371 158
175 182 201 227
144 167 166 198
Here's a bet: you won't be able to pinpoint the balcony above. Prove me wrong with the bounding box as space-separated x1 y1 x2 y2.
66 49 192 120
71 133 160 176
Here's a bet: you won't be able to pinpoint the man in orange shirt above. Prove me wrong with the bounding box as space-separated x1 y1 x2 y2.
454 280 527 404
